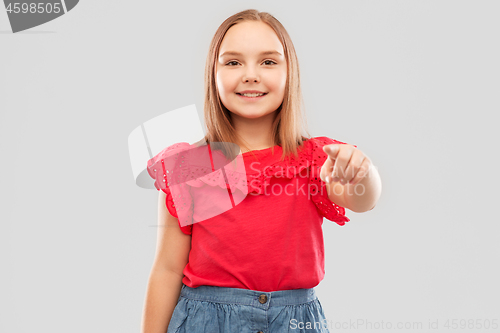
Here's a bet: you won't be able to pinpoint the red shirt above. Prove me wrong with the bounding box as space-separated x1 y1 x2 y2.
147 136 352 292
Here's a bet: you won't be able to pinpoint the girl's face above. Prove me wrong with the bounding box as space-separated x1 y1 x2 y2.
216 21 287 120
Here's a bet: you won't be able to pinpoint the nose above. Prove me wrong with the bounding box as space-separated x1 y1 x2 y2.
242 65 260 83
244 77 258 82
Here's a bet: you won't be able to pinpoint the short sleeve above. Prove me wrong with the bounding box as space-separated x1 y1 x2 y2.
146 142 193 235
308 136 357 226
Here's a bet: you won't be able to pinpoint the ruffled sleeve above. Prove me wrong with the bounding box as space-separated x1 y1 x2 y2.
308 136 356 226
146 142 193 235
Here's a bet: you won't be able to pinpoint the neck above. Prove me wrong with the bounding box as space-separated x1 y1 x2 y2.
231 111 277 152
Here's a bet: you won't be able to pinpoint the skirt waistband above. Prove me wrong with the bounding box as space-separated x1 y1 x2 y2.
179 284 318 308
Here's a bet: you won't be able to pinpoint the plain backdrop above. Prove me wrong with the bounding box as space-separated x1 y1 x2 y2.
1 1 499 332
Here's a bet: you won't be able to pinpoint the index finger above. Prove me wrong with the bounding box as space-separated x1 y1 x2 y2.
323 144 340 160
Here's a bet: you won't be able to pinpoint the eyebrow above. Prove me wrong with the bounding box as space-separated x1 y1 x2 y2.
219 51 283 58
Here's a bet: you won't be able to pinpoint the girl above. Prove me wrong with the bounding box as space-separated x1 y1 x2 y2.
141 9 381 333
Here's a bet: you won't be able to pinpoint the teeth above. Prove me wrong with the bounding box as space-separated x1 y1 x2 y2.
240 93 265 97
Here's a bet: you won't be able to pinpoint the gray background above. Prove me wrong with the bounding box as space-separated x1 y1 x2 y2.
1 1 499 332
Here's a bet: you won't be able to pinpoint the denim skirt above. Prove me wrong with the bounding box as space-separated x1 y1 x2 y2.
166 284 331 333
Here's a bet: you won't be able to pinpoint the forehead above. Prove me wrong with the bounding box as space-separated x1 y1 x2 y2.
219 21 284 57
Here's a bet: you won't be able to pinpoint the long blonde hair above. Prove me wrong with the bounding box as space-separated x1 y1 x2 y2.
200 9 312 162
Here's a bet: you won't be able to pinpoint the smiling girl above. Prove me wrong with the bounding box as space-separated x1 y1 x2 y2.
141 9 382 333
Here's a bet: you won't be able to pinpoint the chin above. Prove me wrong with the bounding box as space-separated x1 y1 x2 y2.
234 112 265 119
231 106 276 117
236 107 276 117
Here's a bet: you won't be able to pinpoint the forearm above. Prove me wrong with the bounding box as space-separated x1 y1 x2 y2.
141 268 184 333
337 165 382 213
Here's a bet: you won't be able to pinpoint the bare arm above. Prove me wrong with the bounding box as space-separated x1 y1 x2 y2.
141 191 192 333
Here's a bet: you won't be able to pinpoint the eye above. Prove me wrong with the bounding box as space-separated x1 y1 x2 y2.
263 60 277 65
226 61 239 66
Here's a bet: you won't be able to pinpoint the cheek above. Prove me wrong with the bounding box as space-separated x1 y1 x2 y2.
216 70 237 97
267 69 287 93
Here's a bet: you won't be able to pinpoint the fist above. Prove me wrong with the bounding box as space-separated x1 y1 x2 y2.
321 144 372 186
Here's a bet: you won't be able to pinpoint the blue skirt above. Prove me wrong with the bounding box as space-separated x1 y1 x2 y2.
167 284 331 333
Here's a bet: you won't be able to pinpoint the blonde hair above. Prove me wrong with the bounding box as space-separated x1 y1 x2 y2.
200 9 312 162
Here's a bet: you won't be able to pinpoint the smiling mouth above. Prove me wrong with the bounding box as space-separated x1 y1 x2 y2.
236 92 268 97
